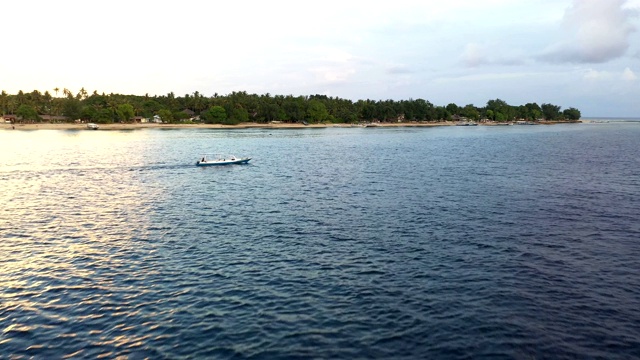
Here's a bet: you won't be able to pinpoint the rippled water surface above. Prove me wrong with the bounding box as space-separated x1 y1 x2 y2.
1 124 639 359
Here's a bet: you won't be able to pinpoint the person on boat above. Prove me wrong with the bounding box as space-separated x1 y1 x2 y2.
201 157 205 162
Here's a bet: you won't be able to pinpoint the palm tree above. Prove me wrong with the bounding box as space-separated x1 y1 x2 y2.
77 87 88 100
0 90 8 115
106 95 120 122
43 91 53 119
8 97 17 115
54 87 59 97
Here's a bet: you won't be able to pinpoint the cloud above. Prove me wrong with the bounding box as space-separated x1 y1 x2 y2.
583 69 613 81
582 67 638 81
311 67 357 84
462 43 490 67
386 65 413 74
461 43 527 67
622 67 638 81
435 71 530 83
540 0 638 63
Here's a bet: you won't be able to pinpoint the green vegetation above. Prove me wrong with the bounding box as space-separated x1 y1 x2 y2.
116 104 135 123
15 104 38 121
201 106 228 124
0 88 581 124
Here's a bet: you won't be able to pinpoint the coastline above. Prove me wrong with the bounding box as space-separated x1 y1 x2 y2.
1 120 580 131
3 122 453 131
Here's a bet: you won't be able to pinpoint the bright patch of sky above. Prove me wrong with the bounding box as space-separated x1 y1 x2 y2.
1 0 639 116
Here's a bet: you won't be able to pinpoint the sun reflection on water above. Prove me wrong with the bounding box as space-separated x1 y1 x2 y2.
1 129 170 356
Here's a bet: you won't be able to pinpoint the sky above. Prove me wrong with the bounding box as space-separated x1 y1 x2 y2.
1 0 639 117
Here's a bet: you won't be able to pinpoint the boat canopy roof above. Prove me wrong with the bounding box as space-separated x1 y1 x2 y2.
200 153 238 157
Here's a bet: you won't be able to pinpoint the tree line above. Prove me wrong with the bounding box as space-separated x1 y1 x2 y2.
0 88 581 125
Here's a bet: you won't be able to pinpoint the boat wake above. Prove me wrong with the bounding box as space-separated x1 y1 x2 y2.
128 164 194 172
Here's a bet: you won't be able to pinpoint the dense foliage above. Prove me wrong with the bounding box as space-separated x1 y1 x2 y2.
0 88 581 124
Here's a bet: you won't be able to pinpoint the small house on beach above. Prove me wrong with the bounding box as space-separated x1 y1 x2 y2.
3 115 17 123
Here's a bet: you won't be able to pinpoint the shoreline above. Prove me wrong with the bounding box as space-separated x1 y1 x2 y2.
1 120 581 131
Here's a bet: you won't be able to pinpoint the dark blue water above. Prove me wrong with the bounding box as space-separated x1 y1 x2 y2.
1 123 639 359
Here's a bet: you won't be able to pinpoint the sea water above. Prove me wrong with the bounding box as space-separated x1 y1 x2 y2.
1 123 639 359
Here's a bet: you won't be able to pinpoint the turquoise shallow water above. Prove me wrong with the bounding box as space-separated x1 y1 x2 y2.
1 123 639 359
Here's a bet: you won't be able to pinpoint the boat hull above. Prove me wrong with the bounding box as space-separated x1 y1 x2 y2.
196 158 251 166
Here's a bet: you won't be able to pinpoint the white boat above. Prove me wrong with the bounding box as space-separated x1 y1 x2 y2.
196 154 251 166
87 123 99 130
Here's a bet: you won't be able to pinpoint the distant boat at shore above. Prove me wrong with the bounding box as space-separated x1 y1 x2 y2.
86 123 99 130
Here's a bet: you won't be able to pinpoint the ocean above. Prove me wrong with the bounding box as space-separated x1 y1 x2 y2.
1 122 639 359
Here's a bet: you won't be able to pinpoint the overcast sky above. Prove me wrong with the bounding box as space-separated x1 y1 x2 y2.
2 0 639 117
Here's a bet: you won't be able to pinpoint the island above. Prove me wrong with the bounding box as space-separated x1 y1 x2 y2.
1 89 581 129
